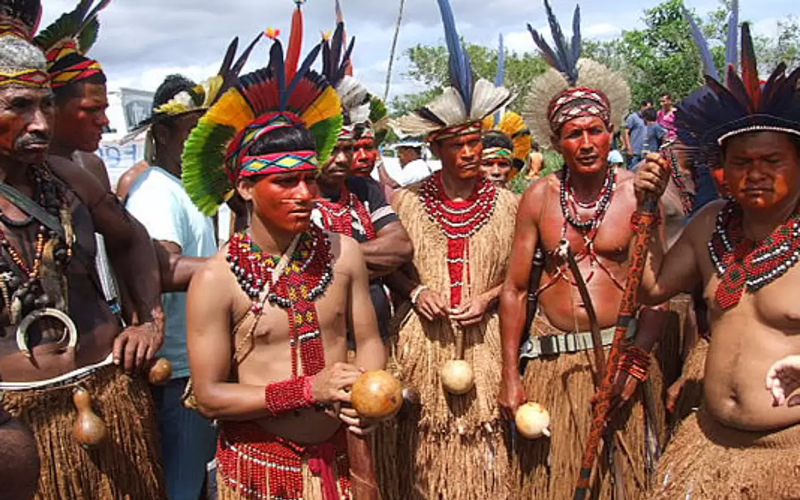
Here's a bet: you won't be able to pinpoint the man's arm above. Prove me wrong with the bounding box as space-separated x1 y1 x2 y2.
360 221 413 278
48 156 164 371
635 154 708 305
346 238 386 372
154 242 208 292
623 115 634 153
498 187 542 418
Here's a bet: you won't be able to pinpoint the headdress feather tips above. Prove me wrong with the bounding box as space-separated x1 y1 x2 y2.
182 32 343 216
391 0 511 139
677 16 800 167
524 0 629 148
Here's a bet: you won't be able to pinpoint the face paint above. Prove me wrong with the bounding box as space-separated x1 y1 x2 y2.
249 171 319 234
556 116 612 176
480 157 513 187
319 139 353 186
434 131 483 180
0 87 54 166
723 131 800 211
351 137 377 177
54 82 109 152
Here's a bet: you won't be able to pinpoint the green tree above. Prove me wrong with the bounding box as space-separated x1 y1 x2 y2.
389 42 547 115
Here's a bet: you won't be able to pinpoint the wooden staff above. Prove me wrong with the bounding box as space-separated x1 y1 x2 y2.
347 433 381 500
573 197 658 500
519 246 545 375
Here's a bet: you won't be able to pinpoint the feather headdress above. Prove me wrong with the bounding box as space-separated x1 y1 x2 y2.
182 32 343 216
482 111 532 172
34 0 110 89
523 0 630 147
0 0 41 40
0 0 48 89
321 18 370 140
677 13 800 165
391 0 511 141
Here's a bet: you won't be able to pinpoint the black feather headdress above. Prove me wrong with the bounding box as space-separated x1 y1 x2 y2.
0 0 41 39
677 21 800 163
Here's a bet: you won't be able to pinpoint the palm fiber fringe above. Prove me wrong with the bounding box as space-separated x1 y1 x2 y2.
1 365 166 499
513 315 668 500
652 409 800 499
374 186 519 500
670 337 709 428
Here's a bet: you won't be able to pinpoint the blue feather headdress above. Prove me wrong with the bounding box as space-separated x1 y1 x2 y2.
391 0 511 141
523 0 630 147
322 19 371 139
678 8 800 166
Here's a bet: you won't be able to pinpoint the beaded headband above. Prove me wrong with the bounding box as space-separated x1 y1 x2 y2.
0 67 49 88
428 121 483 143
45 42 103 89
225 112 314 182
482 147 513 162
548 86 611 133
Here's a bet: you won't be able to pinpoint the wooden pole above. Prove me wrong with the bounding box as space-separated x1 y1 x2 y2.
384 0 406 102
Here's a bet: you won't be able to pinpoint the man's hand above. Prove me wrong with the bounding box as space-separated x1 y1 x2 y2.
450 293 492 327
339 405 378 436
609 370 641 414
498 375 527 421
766 355 800 407
414 289 449 321
113 322 164 372
312 362 362 405
634 152 670 206
666 378 687 414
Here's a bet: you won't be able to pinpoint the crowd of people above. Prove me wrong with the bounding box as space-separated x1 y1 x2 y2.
1 0 800 499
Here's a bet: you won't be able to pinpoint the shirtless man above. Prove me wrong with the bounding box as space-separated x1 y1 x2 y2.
182 34 385 500
499 4 666 497
0 6 166 498
635 23 800 498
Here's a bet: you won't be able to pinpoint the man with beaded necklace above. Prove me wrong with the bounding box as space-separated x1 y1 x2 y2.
375 1 516 498
498 2 670 498
635 20 800 499
181 27 385 500
313 22 412 347
0 1 167 498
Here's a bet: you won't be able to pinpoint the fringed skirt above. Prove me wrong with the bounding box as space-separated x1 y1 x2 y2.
216 422 351 500
1 364 166 499
652 409 800 499
514 316 667 500
375 311 512 500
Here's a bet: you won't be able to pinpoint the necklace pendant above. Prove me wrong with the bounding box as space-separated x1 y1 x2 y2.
716 261 747 310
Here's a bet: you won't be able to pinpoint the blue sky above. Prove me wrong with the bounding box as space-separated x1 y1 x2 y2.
38 0 800 101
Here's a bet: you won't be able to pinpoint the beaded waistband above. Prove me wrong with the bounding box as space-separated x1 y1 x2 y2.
0 354 114 392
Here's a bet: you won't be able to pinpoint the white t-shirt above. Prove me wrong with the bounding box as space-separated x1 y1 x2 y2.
125 166 217 379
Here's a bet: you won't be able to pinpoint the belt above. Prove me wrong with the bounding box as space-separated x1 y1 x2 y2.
519 320 637 360
0 354 114 392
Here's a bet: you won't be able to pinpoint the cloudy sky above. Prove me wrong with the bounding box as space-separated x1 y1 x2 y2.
39 0 800 101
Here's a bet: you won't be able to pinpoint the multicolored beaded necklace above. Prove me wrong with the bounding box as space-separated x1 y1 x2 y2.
709 200 800 310
316 187 377 240
226 226 334 377
543 166 623 292
0 165 71 324
419 172 498 307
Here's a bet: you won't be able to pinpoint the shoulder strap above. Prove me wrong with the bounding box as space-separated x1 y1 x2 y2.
0 182 64 239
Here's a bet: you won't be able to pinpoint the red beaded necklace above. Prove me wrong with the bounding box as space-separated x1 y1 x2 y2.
316 186 377 240
227 227 333 377
419 173 498 308
709 200 800 310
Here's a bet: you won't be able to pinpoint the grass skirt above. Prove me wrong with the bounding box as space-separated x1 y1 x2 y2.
651 409 800 499
514 316 667 500
1 365 166 499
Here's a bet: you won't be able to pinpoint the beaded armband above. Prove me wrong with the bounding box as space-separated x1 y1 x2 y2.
618 344 651 382
630 211 661 233
410 285 429 307
264 376 317 416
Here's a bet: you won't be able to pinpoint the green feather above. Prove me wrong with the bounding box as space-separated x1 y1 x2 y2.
310 115 343 165
34 0 91 50
78 18 99 53
369 96 387 123
181 120 237 216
